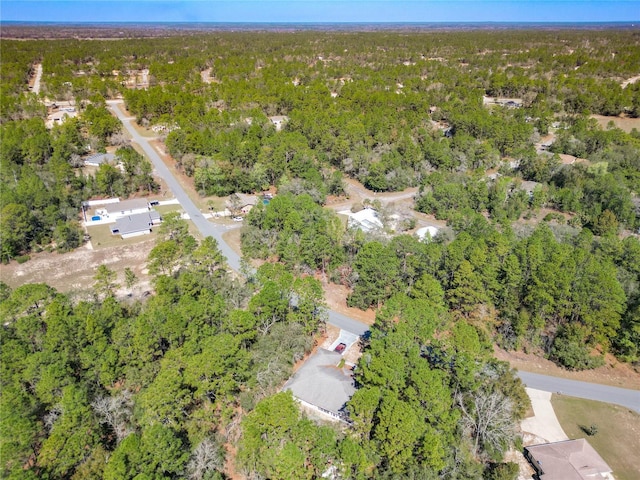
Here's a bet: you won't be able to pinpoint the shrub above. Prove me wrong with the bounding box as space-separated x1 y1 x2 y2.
15 255 31 264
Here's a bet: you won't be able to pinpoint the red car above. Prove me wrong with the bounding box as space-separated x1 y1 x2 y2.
335 343 347 354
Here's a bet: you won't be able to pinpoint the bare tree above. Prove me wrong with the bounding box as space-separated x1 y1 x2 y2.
91 390 134 443
186 437 225 480
455 388 517 458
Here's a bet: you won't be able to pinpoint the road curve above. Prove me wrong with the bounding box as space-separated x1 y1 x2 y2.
518 371 640 413
108 100 369 336
109 101 639 408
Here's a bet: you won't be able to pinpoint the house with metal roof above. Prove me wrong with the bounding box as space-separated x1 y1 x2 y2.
110 210 162 239
84 152 117 167
347 208 384 233
99 198 150 219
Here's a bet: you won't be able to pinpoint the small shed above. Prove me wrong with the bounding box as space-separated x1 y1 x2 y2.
110 210 162 239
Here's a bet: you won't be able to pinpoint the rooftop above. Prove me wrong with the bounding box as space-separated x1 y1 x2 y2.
111 210 161 236
525 439 613 480
104 198 150 214
283 349 355 415
84 152 116 165
348 208 383 232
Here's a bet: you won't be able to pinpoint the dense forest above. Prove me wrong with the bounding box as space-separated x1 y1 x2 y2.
1 28 640 479
1 216 527 479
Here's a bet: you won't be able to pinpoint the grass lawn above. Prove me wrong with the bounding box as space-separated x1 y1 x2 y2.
551 394 640 480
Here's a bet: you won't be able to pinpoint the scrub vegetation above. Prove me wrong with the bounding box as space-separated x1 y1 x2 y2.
1 27 639 479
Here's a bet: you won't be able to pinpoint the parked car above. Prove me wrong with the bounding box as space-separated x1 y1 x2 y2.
335 343 347 354
232 216 243 222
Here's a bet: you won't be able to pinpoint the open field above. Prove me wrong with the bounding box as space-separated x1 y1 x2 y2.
0 239 156 297
591 114 640 133
552 395 640 480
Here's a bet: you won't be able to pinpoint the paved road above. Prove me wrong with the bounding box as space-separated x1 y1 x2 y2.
109 101 639 407
518 371 640 413
108 101 242 271
109 100 369 336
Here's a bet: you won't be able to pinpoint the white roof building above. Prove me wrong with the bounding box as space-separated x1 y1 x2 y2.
84 152 116 167
99 198 150 219
416 226 439 241
346 208 383 233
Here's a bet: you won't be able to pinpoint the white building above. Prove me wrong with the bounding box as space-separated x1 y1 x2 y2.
416 226 439 241
346 208 383 233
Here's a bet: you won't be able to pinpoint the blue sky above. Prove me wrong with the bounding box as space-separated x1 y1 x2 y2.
2 1 638 23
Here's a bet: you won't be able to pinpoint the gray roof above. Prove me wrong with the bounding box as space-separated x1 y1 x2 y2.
111 210 161 236
525 439 612 480
104 198 150 214
283 349 355 415
84 153 116 165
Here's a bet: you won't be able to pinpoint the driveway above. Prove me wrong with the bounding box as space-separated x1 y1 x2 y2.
521 388 568 445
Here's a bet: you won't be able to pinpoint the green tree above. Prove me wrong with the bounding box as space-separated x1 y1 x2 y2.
93 264 119 298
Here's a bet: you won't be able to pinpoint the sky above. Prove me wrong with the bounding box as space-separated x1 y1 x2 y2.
1 1 638 23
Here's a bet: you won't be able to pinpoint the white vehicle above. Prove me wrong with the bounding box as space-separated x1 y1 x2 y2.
233 216 243 222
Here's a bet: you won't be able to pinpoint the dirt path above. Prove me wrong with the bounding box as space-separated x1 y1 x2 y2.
29 63 42 94
621 74 640 89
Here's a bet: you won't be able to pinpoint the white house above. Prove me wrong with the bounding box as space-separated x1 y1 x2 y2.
84 152 116 167
268 115 288 131
98 198 150 219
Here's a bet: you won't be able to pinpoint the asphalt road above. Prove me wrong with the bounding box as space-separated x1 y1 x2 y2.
518 371 640 413
110 101 638 407
108 101 242 271
109 100 369 336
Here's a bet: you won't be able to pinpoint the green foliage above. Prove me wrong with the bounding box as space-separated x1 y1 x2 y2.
238 391 339 480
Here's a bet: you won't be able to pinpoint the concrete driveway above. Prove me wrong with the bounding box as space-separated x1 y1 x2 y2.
521 388 568 445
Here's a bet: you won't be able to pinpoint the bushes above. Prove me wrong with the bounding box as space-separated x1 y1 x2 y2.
550 324 605 371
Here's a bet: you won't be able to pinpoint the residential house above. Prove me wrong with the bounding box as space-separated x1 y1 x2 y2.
524 439 614 480
283 348 355 422
416 226 439 241
227 193 259 215
110 210 162 239
99 198 150 219
84 152 116 167
268 115 288 131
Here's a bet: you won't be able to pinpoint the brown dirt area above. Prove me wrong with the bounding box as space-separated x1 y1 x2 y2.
322 281 376 325
591 114 640 133
494 346 640 390
1 238 156 298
